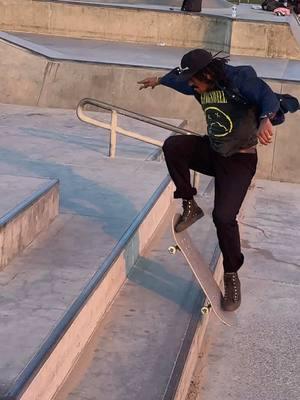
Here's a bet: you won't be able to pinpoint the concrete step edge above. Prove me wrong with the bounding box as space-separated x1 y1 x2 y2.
1 175 174 400
0 179 59 270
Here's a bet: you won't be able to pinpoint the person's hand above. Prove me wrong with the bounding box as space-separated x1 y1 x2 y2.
137 76 160 90
257 117 274 145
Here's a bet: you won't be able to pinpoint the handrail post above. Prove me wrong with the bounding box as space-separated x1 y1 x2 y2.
110 110 117 158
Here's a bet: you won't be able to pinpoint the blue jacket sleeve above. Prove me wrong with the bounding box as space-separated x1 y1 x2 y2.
230 66 280 118
159 69 195 95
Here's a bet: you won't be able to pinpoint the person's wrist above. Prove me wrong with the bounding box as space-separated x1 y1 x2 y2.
260 112 275 120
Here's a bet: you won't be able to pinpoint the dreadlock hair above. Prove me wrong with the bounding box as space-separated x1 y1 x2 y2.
193 56 230 87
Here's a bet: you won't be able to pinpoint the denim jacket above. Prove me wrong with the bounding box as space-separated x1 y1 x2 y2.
160 64 280 119
160 64 282 156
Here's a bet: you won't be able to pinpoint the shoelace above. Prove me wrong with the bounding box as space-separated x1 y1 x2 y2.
182 200 193 219
224 275 239 302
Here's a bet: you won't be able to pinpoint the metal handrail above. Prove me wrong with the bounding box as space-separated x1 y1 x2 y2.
76 98 201 158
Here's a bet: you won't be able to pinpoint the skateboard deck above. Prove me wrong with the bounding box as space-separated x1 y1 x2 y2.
169 214 236 327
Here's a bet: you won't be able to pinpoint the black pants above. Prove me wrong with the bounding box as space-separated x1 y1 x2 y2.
163 135 257 273
181 0 202 12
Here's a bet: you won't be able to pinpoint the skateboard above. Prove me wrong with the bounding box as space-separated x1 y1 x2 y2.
168 214 236 327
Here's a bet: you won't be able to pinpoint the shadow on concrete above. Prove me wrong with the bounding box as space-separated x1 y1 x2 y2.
0 147 137 240
129 255 202 314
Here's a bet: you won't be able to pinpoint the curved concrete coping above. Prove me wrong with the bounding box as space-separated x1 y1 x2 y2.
2 174 174 400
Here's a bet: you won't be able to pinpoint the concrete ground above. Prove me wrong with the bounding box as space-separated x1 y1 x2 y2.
187 179 300 400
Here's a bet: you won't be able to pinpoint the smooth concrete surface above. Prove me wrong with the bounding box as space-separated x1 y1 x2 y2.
0 177 59 269
0 104 180 395
186 179 300 400
1 2 300 59
53 178 217 400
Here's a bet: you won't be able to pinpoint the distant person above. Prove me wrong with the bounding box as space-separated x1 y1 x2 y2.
261 0 286 11
295 0 300 16
181 0 202 12
137 49 299 312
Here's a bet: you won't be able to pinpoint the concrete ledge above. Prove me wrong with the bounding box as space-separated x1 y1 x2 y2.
0 1 232 51
0 178 59 270
1 1 300 59
1 176 174 400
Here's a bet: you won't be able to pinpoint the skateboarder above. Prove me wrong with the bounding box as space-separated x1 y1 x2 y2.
137 49 280 311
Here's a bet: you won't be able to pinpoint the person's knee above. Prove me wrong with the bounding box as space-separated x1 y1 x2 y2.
162 136 180 157
212 209 236 227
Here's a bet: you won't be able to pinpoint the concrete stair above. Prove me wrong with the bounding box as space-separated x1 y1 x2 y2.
0 168 218 400
54 184 220 400
0 175 59 269
1 105 202 400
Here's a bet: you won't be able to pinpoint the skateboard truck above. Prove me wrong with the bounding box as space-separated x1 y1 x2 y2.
168 244 181 255
201 303 212 315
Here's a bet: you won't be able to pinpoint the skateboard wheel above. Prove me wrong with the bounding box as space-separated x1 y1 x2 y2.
201 304 212 315
168 245 178 255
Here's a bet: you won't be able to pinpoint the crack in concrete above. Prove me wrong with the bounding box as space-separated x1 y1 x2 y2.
242 243 300 269
242 275 300 287
0 272 19 286
240 221 270 238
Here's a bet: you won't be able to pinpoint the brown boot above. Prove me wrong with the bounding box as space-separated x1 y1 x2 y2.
221 272 241 312
175 198 204 233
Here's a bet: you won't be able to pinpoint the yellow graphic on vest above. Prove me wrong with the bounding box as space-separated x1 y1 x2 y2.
200 90 228 105
205 107 233 137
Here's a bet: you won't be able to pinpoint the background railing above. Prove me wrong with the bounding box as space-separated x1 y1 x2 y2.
76 98 202 158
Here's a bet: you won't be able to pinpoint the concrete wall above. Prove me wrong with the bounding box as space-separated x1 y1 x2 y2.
231 20 300 61
1 1 300 59
0 0 231 52
0 39 299 184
